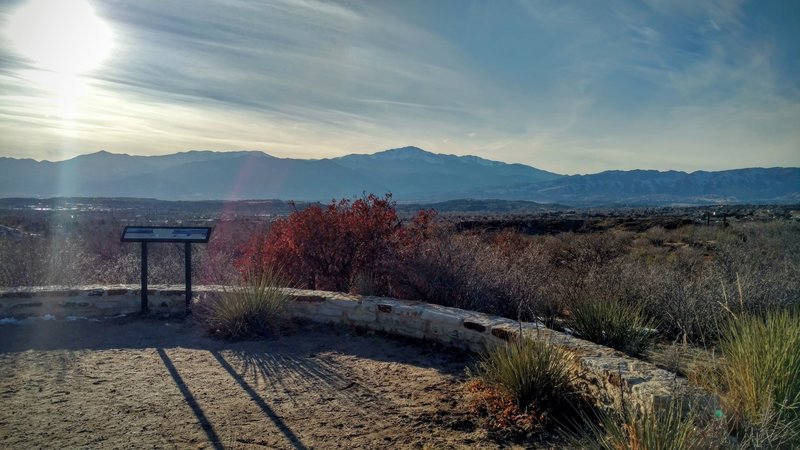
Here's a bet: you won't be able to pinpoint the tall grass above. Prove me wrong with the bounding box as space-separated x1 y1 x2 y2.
350 270 379 295
735 406 800 449
568 401 726 450
568 297 657 357
197 267 290 339
473 335 571 412
719 309 800 439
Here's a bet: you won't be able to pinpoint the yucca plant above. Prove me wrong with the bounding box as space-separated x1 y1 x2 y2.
473 335 571 412
198 266 291 339
568 297 657 357
719 309 800 435
569 401 727 450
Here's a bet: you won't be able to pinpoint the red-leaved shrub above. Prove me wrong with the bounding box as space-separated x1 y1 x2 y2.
236 194 434 293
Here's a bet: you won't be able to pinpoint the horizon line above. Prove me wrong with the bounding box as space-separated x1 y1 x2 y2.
2 147 798 176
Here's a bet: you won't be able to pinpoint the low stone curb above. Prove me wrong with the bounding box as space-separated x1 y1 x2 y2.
1 284 717 417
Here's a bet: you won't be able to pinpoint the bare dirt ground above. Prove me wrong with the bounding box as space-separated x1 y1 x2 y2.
0 317 560 449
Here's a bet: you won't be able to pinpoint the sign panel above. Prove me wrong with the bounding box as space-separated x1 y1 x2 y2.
121 226 212 243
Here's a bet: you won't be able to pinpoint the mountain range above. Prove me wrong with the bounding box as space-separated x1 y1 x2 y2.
0 147 797 206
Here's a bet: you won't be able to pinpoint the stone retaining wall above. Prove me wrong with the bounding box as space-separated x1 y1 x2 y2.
0 285 188 319
1 285 715 417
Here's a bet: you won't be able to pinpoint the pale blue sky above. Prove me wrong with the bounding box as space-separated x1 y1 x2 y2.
0 0 798 173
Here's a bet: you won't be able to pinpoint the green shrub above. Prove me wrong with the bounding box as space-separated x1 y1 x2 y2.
720 309 800 434
198 267 290 339
472 335 571 412
569 402 726 450
568 297 657 357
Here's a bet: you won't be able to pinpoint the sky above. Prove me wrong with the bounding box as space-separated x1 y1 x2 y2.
0 0 798 174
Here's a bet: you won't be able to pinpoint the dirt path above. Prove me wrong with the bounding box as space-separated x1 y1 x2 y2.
0 318 551 449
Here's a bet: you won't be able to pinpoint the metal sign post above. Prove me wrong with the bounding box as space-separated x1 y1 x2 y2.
184 242 192 307
141 241 148 312
121 226 212 314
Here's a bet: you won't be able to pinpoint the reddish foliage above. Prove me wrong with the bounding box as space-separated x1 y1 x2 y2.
236 194 435 293
199 218 268 284
466 380 547 435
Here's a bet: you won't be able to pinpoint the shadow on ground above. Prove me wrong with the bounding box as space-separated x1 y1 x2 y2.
0 317 511 449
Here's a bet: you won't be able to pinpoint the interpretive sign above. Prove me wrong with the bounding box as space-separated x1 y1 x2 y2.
121 226 211 243
120 226 212 313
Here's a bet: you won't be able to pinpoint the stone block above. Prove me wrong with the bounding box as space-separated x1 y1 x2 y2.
490 327 516 341
10 302 43 309
420 308 463 326
1 292 34 298
159 289 185 296
326 298 361 310
292 295 326 303
39 290 81 298
94 300 122 310
106 289 129 296
390 303 423 319
313 304 347 318
463 321 486 333
343 309 376 324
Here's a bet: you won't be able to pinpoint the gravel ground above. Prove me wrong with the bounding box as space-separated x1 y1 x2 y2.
0 317 559 449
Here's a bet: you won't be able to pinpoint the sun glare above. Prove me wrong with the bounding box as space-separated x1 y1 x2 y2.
5 0 112 75
4 0 113 121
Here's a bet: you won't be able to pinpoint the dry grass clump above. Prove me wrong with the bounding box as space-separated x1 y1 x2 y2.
568 402 727 450
647 342 720 380
350 270 379 295
734 407 800 449
467 335 574 440
718 309 800 447
197 267 290 339
568 297 657 357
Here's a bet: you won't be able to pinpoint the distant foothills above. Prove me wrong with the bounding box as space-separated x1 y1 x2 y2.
0 146 798 206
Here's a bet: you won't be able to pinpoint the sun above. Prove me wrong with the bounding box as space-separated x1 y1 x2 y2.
5 0 113 75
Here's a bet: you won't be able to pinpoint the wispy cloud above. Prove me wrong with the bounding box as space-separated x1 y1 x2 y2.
0 0 797 173
504 0 800 172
